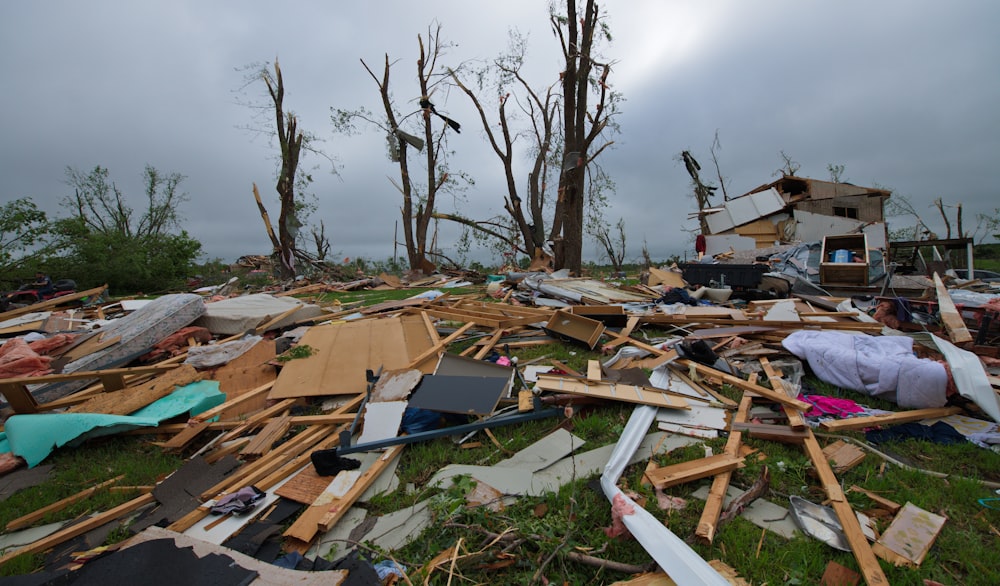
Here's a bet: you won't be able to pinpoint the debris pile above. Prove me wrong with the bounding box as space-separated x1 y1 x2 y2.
1 266 998 584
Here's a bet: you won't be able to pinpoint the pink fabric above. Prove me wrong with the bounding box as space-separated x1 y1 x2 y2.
802 394 865 419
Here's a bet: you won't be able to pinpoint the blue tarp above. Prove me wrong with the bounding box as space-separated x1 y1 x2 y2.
0 380 224 467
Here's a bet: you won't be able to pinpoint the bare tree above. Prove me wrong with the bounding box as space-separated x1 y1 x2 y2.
827 163 846 183
550 0 618 274
775 150 801 177
334 26 461 274
681 150 717 234
592 217 627 274
447 30 561 266
709 130 729 201
263 60 305 278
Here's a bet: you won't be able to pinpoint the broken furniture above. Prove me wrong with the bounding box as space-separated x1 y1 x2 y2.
820 233 870 286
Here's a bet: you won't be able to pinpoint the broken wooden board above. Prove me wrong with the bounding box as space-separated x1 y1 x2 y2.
731 422 809 443
677 359 811 411
64 364 200 415
647 266 687 288
821 440 866 475
420 300 551 329
933 272 973 344
760 356 806 430
241 414 293 458
268 315 436 399
818 406 963 432
802 430 888 585
872 502 947 567
645 454 744 490
534 374 689 410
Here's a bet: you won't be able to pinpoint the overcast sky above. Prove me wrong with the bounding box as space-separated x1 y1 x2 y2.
3 1 998 268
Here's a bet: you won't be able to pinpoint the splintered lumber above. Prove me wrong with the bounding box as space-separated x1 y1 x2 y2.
677 359 811 411
405 322 477 369
170 425 344 534
0 492 155 566
822 441 866 475
421 300 552 329
848 485 901 514
159 420 212 452
803 431 888 585
5 475 124 532
241 414 293 458
933 272 973 344
669 365 738 408
818 406 963 432
0 364 181 414
645 454 744 490
283 444 405 545
601 316 641 351
731 422 809 444
65 364 200 415
0 284 109 323
192 381 275 423
534 374 689 410
760 357 806 430
641 315 883 333
214 398 299 445
697 395 752 543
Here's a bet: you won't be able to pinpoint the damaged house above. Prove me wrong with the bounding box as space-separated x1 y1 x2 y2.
697 175 891 257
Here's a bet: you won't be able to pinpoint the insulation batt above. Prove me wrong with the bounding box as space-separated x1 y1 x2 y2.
782 330 947 408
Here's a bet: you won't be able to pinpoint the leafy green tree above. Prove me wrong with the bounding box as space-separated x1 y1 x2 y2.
0 198 60 285
56 165 202 293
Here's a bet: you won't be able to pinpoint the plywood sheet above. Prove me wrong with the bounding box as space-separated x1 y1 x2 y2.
268 315 435 399
534 374 689 410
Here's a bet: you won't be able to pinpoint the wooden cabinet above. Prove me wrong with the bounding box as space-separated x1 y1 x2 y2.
820 234 870 285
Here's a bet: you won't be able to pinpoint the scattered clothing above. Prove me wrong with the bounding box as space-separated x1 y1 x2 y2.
801 395 866 419
866 421 967 445
211 486 266 515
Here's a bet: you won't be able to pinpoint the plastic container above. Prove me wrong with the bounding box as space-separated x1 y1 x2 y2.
832 249 851 263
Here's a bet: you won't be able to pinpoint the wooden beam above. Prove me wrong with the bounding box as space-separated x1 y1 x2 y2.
760 357 806 430
645 454 744 490
405 321 476 369
677 359 811 411
818 406 963 432
933 272 972 343
696 395 751 543
731 422 809 443
803 432 888 585
0 493 154 566
0 284 109 323
535 374 689 410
